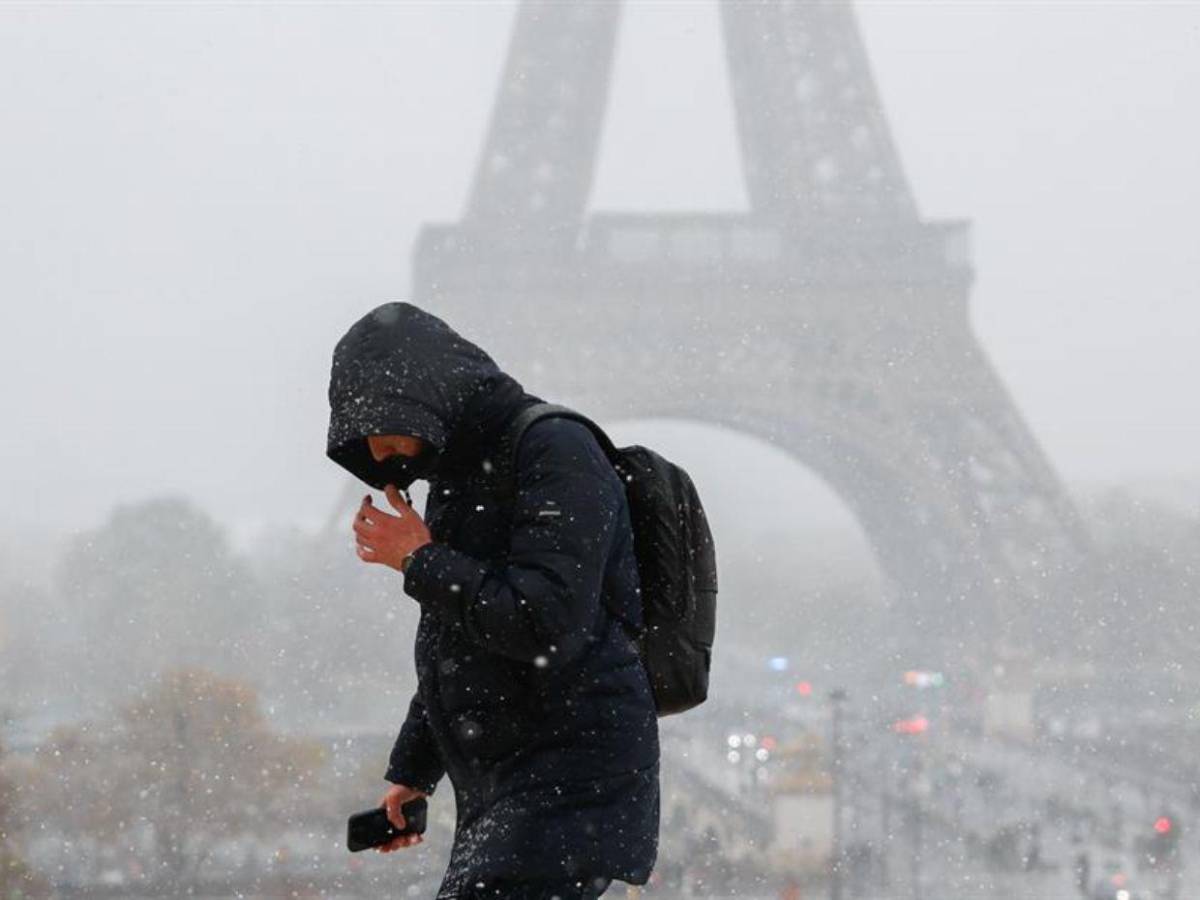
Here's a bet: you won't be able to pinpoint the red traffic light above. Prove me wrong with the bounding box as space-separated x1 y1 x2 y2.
893 715 929 735
1154 816 1173 835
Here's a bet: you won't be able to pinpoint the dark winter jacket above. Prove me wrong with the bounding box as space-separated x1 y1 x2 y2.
326 303 660 896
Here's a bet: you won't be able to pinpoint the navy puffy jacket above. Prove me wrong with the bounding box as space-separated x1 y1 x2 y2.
327 302 659 896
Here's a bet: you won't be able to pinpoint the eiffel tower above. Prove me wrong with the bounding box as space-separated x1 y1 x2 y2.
410 0 1092 663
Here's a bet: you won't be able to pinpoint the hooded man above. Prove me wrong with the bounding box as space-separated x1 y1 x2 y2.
326 302 660 900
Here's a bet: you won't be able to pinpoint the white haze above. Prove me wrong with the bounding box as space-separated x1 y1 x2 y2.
0 0 1197 563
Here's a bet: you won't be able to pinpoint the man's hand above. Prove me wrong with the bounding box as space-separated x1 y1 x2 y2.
353 484 433 572
376 782 428 853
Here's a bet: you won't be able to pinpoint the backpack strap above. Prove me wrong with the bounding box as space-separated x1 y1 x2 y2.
499 403 619 489
497 402 632 632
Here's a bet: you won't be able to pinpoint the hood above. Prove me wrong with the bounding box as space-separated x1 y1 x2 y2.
326 301 523 489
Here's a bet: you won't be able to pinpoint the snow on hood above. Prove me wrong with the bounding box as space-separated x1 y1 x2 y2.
326 302 503 489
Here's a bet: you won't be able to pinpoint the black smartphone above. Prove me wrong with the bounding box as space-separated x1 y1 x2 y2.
346 797 428 852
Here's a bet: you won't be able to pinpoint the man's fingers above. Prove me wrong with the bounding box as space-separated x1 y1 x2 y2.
355 509 380 525
356 506 396 527
356 543 377 560
376 834 421 853
352 518 381 539
385 483 409 515
384 806 405 832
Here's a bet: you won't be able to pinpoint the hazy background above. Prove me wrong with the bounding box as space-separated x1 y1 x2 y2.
1 1 1197 572
1 3 1198 897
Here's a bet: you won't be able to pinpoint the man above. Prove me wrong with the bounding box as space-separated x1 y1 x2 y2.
326 302 660 899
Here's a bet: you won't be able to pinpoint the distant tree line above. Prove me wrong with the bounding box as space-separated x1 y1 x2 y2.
0 485 1196 892
0 495 429 894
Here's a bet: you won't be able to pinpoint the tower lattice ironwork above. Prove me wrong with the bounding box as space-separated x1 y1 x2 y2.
410 0 1093 662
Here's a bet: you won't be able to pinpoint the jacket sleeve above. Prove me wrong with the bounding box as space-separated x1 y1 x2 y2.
385 691 445 794
401 418 622 670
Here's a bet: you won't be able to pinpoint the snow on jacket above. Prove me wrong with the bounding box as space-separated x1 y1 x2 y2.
326 302 660 895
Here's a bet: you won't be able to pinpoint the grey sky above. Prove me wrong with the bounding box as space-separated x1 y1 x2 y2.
1 1 1197 548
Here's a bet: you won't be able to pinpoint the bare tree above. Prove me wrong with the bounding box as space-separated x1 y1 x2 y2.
28 668 324 889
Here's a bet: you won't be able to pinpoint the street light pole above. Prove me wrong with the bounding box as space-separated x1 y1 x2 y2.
829 688 848 900
880 745 891 893
910 757 925 900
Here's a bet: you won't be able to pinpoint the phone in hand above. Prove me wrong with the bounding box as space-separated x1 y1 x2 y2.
346 797 428 852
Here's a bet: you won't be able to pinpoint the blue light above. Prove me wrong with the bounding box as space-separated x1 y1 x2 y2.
769 656 789 672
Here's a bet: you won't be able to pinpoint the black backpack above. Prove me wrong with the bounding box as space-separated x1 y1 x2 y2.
502 403 717 717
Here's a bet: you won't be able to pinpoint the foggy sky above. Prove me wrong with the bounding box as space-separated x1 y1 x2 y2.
1 1 1197 552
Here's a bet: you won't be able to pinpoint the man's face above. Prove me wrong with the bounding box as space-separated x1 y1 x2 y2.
367 434 425 463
